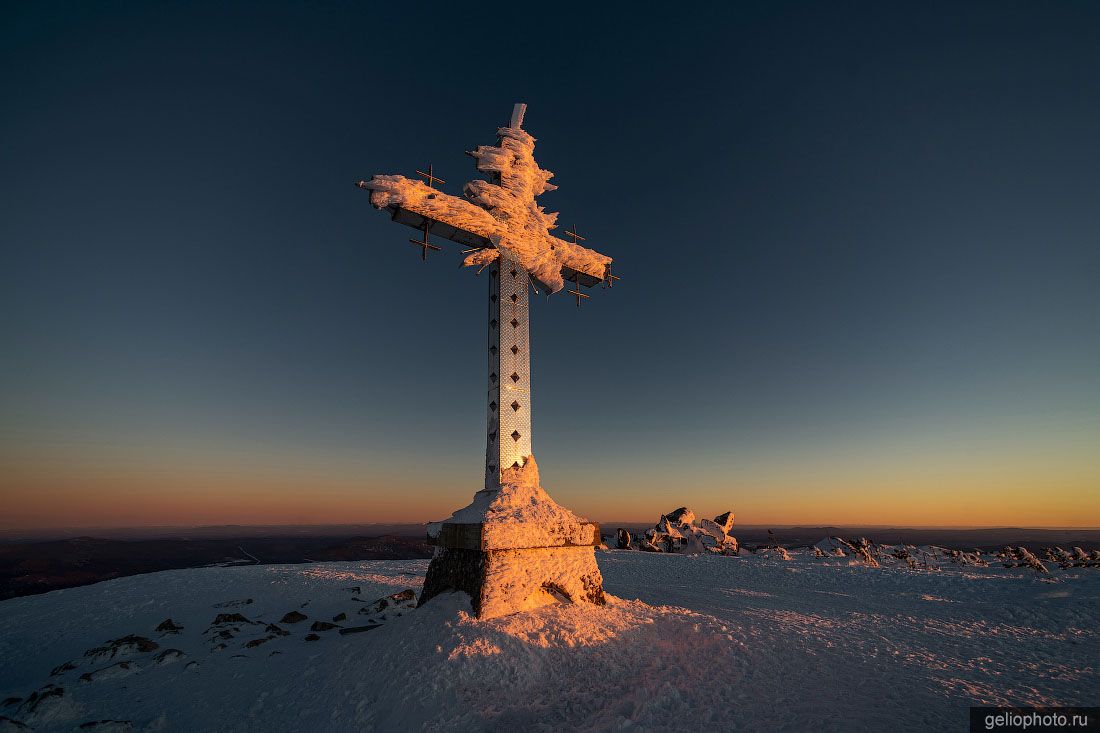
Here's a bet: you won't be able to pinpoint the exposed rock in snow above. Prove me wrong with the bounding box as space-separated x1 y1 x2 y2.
338 625 380 636
74 721 132 731
83 636 158 663
616 528 631 549
1047 547 1100 568
858 539 880 567
629 508 739 555
758 546 792 561
813 537 855 557
48 662 75 677
359 589 416 618
279 611 307 624
946 549 989 567
80 662 139 684
152 649 184 666
154 619 182 634
11 684 78 727
1002 546 1050 573
809 539 1011 572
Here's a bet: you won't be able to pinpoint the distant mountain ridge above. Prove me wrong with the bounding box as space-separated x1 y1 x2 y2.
0 534 431 600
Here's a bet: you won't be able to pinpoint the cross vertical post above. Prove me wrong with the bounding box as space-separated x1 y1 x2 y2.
485 256 532 489
355 104 615 619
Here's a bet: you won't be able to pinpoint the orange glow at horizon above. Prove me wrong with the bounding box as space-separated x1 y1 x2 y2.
3 456 1098 530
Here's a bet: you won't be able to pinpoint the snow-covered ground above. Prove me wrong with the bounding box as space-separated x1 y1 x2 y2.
1 550 1097 731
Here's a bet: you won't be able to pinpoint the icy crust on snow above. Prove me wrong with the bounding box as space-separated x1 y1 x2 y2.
365 122 611 294
428 456 597 550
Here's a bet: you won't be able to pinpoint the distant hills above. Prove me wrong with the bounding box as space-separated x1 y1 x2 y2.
3 524 1098 601
0 533 431 600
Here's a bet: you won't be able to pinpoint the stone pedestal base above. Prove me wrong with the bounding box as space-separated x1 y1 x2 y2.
419 543 605 620
420 458 605 619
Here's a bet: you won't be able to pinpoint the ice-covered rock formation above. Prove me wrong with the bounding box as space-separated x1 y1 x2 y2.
1001 546 1050 573
628 508 738 555
813 536 856 557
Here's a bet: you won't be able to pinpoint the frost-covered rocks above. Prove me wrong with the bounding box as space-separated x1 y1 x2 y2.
154 619 182 634
83 636 158 663
1002 546 1050 573
1045 547 1100 568
279 611 307 624
360 589 416 618
625 508 739 555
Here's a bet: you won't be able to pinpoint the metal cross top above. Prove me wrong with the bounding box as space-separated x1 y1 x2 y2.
357 103 614 295
356 103 617 489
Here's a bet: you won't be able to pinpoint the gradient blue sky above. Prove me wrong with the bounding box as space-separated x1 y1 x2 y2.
2 1 1098 528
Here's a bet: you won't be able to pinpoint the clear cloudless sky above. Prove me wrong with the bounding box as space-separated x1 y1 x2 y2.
1 1 1098 529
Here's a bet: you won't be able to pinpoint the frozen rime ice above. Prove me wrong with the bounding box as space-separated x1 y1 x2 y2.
630 507 740 555
363 109 611 294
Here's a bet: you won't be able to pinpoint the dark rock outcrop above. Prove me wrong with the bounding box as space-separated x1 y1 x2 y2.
84 635 158 662
155 619 183 633
338 624 381 635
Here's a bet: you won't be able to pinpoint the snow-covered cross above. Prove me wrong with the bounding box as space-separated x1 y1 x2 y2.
357 103 613 296
357 103 616 490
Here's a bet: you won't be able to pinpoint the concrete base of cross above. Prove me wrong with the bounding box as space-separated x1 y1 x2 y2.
419 521 606 620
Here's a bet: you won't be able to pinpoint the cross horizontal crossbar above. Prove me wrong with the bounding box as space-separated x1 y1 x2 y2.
389 206 493 249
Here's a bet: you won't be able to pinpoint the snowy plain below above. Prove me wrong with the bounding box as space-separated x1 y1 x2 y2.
1 550 1097 732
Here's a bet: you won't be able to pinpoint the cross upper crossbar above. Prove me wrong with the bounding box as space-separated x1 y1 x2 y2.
358 104 613 296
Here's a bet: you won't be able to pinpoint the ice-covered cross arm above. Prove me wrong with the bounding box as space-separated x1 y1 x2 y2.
357 103 612 294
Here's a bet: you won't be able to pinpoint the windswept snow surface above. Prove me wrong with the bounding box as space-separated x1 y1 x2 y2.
1 552 1097 731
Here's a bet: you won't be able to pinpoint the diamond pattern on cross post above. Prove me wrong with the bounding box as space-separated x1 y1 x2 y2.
485 255 531 488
